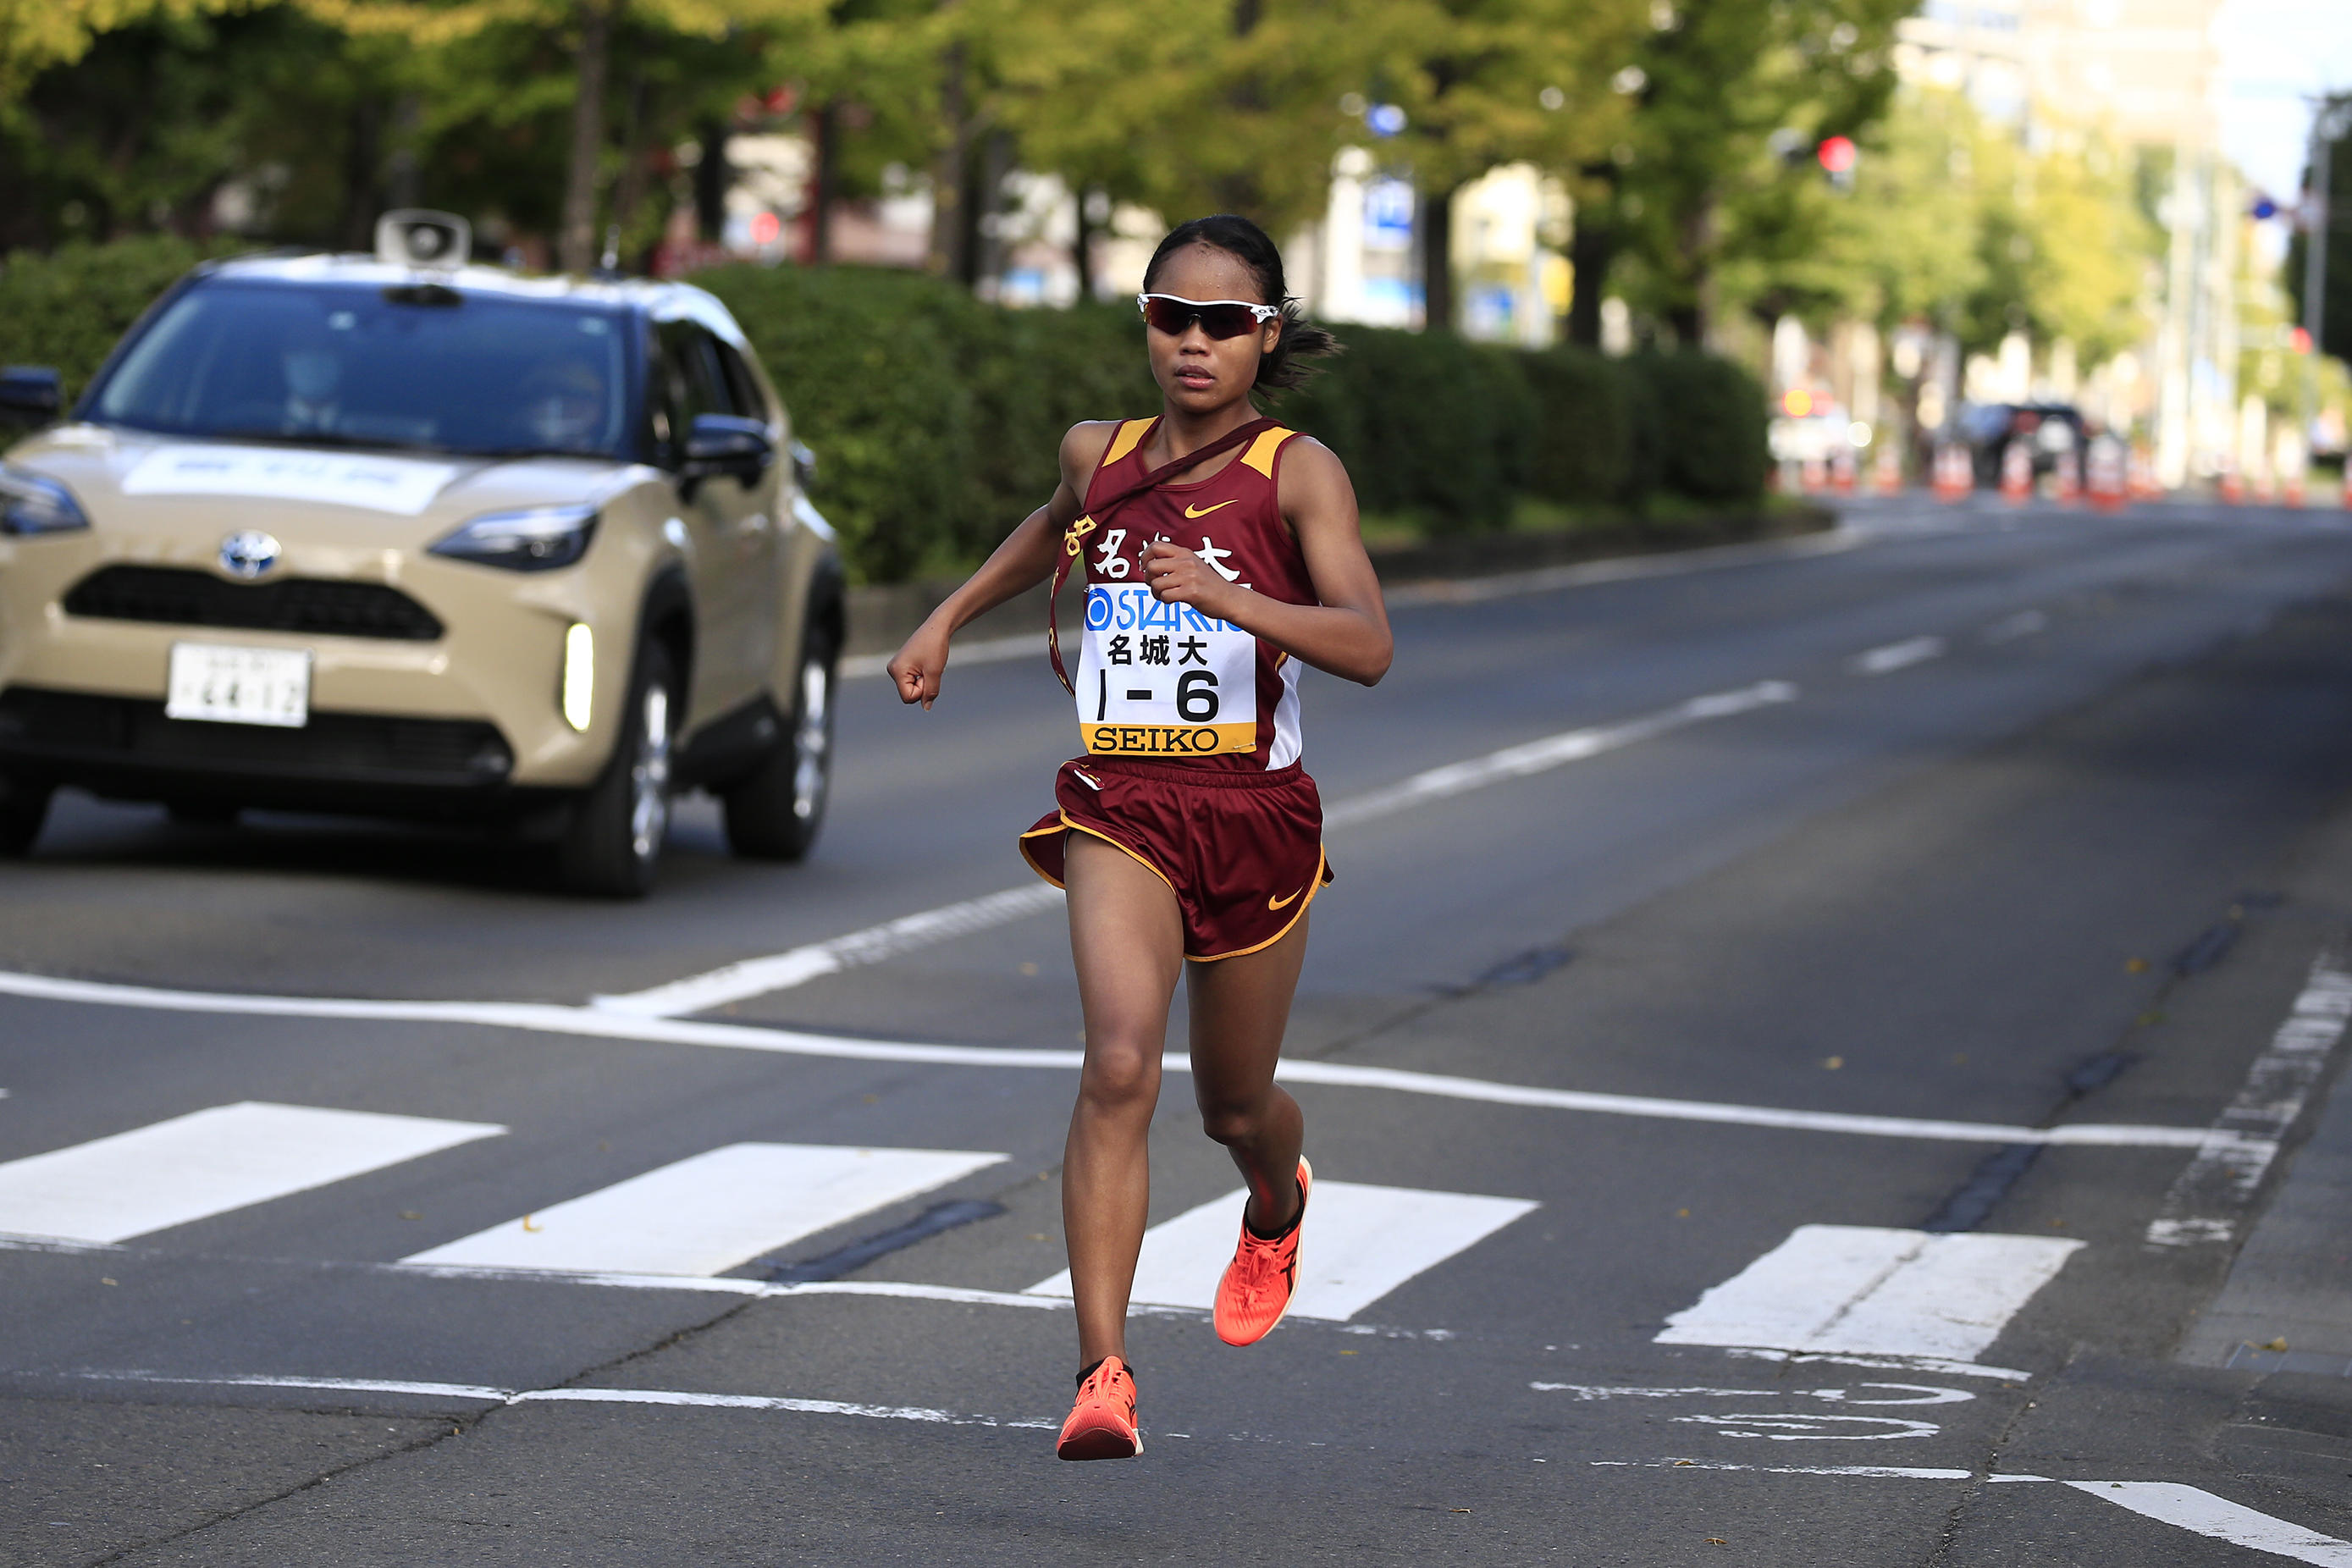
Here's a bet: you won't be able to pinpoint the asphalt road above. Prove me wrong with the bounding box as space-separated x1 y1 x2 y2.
7 498 2352 1565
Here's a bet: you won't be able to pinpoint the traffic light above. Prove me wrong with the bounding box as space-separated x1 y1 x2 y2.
1769 129 1859 190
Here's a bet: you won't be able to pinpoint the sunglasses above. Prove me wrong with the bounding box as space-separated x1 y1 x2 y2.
1136 293 1282 340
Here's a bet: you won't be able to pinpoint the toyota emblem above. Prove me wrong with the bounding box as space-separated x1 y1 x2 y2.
219 530 281 579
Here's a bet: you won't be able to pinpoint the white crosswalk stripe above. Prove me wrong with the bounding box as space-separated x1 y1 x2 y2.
402 1143 1007 1278
1655 1224 2082 1365
1025 1179 1537 1322
0 1101 505 1245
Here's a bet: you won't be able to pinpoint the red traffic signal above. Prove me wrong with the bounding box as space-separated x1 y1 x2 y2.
1817 135 1858 175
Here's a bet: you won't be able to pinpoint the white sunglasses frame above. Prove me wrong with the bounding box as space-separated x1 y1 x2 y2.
1135 293 1284 331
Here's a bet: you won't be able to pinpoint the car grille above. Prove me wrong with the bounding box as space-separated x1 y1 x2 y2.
0 687 511 786
62 566 444 641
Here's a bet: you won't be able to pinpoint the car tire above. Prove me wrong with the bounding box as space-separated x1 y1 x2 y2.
558 638 677 898
722 627 834 863
0 773 51 857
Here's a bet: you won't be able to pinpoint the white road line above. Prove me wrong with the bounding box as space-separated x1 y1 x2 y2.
1851 635 1947 675
2067 1482 2352 1565
1024 1179 1536 1321
1983 609 2049 643
0 968 2250 1151
70 1372 1051 1428
1531 1383 1974 1406
591 885 1063 1016
601 678 1797 1016
2145 954 2352 1247
403 1144 1005 1278
1322 681 1798 830
1381 528 1867 608
1592 1460 1975 1478
1656 1225 2081 1365
1723 1348 2033 1382
0 1102 504 1245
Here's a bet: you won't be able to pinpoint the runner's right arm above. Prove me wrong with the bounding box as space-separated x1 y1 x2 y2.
888 422 1117 709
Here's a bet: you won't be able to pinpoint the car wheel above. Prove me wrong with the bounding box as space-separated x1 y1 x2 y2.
722 630 834 863
558 639 676 897
0 773 51 856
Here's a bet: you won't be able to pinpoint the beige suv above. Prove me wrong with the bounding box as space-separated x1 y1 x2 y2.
0 240 842 896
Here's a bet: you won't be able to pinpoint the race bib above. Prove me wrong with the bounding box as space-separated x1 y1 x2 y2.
1076 583 1256 756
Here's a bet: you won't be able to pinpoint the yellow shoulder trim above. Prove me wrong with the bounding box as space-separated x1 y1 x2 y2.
1103 418 1153 467
1239 427 1296 478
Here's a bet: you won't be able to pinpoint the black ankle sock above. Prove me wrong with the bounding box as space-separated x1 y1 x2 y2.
1244 1177 1306 1242
1076 1356 1131 1389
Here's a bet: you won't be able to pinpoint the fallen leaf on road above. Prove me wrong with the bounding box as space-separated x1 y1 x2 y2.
522 1215 542 1233
2263 1337 2289 1352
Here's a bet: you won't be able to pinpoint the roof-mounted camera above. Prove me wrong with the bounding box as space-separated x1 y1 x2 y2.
374 210 471 270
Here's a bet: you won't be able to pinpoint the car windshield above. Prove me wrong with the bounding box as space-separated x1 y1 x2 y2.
88 279 635 460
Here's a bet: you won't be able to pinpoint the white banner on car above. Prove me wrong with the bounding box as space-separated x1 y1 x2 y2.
123 444 460 515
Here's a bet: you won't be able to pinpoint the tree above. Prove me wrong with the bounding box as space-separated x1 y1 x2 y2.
2285 101 2352 364
301 0 829 271
1565 0 1910 348
1340 0 1641 331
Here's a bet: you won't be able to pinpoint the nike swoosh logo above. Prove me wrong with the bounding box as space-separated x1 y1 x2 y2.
1267 888 1302 910
1184 500 1239 518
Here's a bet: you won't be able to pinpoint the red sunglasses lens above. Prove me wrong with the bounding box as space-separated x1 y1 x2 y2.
1141 299 1259 339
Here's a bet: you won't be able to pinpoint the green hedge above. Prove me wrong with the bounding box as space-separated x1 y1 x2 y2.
2 240 1770 581
0 235 247 404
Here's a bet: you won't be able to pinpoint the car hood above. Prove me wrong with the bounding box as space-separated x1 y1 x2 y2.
4 425 650 550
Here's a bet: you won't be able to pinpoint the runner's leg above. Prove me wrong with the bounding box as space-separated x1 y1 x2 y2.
1063 833 1185 1369
1187 913 1309 1235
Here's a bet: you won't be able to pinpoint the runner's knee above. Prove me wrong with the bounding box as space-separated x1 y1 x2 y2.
1195 1091 1267 1147
1079 1044 1160 1114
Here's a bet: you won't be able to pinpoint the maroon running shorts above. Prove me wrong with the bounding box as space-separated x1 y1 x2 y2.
1019 756 1333 962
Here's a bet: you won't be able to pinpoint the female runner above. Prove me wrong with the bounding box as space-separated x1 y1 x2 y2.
887 214 1391 1460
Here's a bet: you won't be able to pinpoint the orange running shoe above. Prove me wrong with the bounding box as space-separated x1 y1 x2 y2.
1056 1355 1142 1460
1213 1157 1311 1347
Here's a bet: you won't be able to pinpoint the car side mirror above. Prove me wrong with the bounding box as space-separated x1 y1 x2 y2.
0 367 62 422
789 439 817 491
680 413 774 493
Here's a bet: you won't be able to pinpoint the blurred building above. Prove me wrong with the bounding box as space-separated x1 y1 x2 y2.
1893 0 2240 486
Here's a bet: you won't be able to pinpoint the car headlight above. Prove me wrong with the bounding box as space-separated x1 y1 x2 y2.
0 463 90 536
428 504 598 571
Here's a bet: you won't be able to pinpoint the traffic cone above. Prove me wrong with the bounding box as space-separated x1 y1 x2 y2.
2218 461 2243 505
1874 444 1902 496
2128 446 2159 500
2053 450 2081 505
2342 465 2352 511
1830 448 1857 494
2087 437 2125 511
2284 472 2305 508
2000 440 2032 504
1802 456 1826 492
1933 444 1971 503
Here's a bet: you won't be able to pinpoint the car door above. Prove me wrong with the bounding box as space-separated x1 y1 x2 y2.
652 318 776 723
709 334 782 691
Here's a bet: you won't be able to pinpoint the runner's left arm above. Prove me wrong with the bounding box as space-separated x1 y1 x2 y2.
1138 438 1392 687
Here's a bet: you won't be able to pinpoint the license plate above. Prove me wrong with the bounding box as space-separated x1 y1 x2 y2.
165 643 311 728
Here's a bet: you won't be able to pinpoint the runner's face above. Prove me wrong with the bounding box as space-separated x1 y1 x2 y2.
1144 245 1281 416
